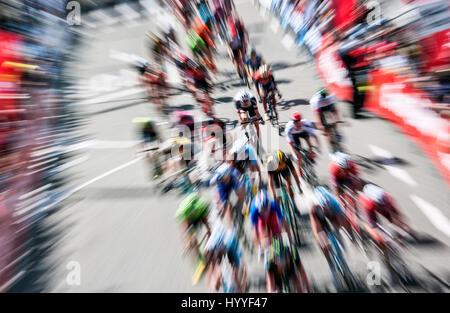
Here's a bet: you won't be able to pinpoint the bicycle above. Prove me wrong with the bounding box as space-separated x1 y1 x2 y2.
278 186 302 247
296 147 319 188
326 120 345 153
240 117 266 162
325 226 359 292
361 223 416 291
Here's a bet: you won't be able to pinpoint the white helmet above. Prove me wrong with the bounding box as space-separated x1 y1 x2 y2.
333 152 351 169
363 184 387 204
230 139 248 155
234 89 253 102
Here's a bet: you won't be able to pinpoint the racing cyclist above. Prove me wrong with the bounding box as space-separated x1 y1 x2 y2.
234 89 264 139
254 64 282 121
309 186 356 285
310 88 344 151
266 150 303 212
285 112 318 178
329 152 363 203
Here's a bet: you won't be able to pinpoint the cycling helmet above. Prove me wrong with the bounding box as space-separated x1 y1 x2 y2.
248 46 257 58
318 88 328 98
363 183 387 205
290 112 302 122
275 150 286 163
230 139 247 155
234 89 252 102
259 64 269 79
266 151 284 171
333 152 351 169
255 189 270 212
313 186 330 208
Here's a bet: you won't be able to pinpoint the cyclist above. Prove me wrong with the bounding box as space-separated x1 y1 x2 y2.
234 89 264 139
228 138 262 183
310 88 344 150
200 117 228 159
191 17 216 72
147 32 168 66
329 152 363 202
266 150 303 211
182 59 214 117
171 110 195 143
285 112 317 178
245 47 265 88
176 193 212 260
309 186 356 285
265 238 311 293
226 16 246 79
203 219 247 292
138 62 169 114
210 163 245 220
359 183 416 242
135 119 163 179
254 64 282 121
250 189 292 250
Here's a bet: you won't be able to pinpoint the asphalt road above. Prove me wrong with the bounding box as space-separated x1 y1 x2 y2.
20 0 449 292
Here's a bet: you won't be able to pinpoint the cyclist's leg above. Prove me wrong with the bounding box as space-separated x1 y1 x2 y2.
283 172 298 212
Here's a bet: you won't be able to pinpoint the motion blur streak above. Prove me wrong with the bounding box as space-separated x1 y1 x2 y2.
0 0 449 293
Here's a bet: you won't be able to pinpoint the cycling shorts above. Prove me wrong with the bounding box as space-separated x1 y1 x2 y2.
318 104 337 129
269 167 291 189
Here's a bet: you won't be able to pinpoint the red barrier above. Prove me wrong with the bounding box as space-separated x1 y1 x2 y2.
317 40 450 185
364 69 450 185
316 40 354 102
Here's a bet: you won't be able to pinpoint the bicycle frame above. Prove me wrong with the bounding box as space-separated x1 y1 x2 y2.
279 188 301 246
327 229 357 291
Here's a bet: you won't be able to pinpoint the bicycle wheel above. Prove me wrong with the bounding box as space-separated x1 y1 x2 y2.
328 231 357 291
281 189 301 246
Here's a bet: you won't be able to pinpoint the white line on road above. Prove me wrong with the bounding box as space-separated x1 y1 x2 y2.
270 18 280 34
43 156 145 211
369 145 418 186
281 34 295 51
75 87 145 106
410 195 450 237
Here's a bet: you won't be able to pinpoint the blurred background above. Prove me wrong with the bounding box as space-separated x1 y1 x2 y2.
0 0 449 292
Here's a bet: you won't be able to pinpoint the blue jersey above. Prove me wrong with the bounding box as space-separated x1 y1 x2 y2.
250 199 284 226
315 186 344 215
211 166 242 202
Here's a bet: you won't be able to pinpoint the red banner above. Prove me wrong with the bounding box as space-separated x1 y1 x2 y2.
364 69 450 185
316 39 354 102
0 30 22 119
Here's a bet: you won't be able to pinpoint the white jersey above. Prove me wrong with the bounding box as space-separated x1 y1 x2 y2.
285 120 315 144
310 93 337 112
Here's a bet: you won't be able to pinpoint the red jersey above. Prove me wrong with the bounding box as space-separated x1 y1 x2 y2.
329 161 358 185
358 193 397 226
254 70 273 86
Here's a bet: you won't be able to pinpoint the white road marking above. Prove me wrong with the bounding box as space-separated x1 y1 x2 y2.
140 0 158 16
270 18 280 34
75 87 145 106
369 145 418 186
281 34 295 51
88 10 119 27
40 156 145 211
115 3 141 27
410 195 450 237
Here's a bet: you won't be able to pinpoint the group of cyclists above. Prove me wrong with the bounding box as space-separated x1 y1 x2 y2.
133 0 417 292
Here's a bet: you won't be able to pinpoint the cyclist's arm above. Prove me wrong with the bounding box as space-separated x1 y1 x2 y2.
309 209 325 247
287 158 301 188
267 172 277 200
304 136 314 154
310 132 321 152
